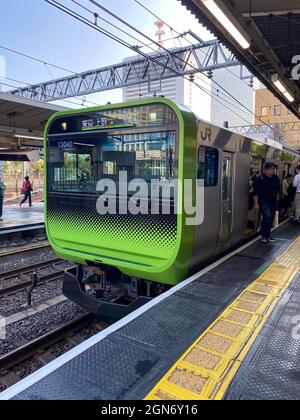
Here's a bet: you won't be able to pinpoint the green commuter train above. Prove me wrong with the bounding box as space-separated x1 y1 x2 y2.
45 98 299 319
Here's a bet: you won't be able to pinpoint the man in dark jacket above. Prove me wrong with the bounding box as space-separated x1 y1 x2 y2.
254 162 280 243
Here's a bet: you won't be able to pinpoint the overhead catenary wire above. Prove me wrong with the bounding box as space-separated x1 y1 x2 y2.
45 0 298 149
43 0 300 147
2 0 294 146
88 0 299 146
0 0 268 119
70 0 165 52
1 0 297 146
44 0 263 128
0 82 87 108
132 0 300 146
0 48 101 107
132 0 281 108
0 1 286 142
72 0 184 51
72 0 256 120
0 77 97 108
88 0 299 147
0 44 76 75
2 49 253 127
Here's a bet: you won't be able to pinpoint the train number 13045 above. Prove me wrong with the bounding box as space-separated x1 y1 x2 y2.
58 141 73 149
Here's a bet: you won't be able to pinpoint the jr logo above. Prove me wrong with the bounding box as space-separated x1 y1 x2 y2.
201 128 212 142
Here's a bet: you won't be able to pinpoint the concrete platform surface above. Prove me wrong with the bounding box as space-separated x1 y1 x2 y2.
0 203 44 233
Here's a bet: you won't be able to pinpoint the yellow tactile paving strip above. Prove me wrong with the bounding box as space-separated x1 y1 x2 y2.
145 236 300 401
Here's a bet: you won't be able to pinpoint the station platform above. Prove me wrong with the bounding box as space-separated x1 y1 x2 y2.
0 203 44 235
1 221 300 401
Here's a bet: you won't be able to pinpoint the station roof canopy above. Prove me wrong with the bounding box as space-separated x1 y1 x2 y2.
181 0 300 118
0 92 67 151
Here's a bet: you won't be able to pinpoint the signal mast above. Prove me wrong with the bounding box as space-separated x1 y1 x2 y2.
155 20 165 51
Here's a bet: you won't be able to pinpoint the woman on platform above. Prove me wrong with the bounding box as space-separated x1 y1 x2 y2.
20 176 33 207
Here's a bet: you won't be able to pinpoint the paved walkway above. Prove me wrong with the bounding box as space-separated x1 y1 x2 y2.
0 203 44 231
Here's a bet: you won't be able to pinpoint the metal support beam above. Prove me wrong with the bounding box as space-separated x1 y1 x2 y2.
0 125 43 148
230 123 300 148
231 122 300 134
180 0 300 119
6 40 240 102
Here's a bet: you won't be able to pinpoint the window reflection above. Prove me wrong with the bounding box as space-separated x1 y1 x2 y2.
48 131 177 195
198 147 219 187
222 158 231 201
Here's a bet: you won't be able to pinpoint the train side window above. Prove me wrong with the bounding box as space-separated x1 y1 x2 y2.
198 147 219 187
222 157 231 201
250 156 264 177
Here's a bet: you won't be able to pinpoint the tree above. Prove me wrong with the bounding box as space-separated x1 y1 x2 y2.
3 162 23 194
4 161 22 178
28 160 44 176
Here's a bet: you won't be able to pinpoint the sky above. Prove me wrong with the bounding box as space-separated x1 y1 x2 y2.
0 0 212 107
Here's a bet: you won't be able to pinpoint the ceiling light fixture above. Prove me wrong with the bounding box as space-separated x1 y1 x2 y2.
14 134 44 141
200 0 251 49
271 74 295 103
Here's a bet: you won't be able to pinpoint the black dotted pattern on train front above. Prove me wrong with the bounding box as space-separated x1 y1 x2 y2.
46 196 177 256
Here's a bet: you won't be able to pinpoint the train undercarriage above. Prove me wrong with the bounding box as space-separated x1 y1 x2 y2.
63 264 170 321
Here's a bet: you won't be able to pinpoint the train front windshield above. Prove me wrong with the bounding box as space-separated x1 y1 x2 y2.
47 103 179 196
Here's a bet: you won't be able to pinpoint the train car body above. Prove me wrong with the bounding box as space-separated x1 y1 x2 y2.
45 98 299 318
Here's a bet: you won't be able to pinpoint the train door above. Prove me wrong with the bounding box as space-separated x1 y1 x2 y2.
218 152 234 251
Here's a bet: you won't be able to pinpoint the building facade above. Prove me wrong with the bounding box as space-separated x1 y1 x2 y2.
122 54 212 121
255 88 300 148
210 67 257 128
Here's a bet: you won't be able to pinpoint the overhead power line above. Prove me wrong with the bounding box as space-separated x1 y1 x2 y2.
0 1 261 126
43 0 262 127
89 0 299 147
131 0 300 147
43 0 299 147
88 0 298 144
132 0 300 144
0 77 98 108
0 44 76 75
0 43 101 106
2 0 295 146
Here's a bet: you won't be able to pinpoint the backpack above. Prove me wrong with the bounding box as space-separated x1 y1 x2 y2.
27 182 33 192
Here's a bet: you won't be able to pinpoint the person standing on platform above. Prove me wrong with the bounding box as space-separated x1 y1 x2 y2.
287 175 297 220
293 166 300 224
0 177 6 223
253 163 281 244
20 176 33 207
282 175 295 219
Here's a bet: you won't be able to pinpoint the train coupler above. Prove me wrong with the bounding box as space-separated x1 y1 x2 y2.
62 266 151 321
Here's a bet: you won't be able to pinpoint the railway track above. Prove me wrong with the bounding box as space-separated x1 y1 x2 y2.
0 259 73 298
0 258 62 281
0 268 69 298
0 241 50 258
0 314 109 389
